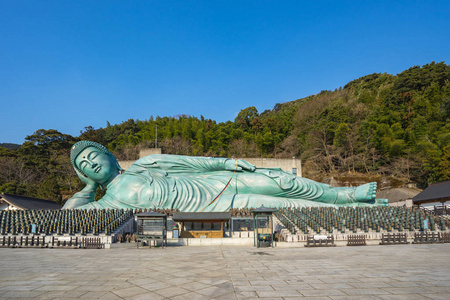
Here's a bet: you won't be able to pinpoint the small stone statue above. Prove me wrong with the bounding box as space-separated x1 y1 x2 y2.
63 141 387 211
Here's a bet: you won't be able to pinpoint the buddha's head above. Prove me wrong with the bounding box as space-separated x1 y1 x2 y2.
71 141 123 186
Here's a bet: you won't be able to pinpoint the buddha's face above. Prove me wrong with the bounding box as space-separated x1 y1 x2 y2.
75 146 117 185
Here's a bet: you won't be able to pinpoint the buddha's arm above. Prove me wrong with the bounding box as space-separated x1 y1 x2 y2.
133 154 255 173
62 184 98 209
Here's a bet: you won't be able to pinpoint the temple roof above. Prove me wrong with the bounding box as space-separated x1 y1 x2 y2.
136 211 167 218
0 193 61 210
251 205 278 213
412 181 450 205
173 212 231 221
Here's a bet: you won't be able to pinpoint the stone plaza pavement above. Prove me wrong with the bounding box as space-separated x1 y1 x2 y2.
0 244 449 299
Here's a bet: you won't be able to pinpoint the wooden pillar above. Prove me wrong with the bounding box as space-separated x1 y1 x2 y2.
181 222 184 236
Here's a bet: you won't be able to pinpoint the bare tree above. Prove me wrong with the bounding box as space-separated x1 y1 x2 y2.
160 136 193 156
0 157 39 185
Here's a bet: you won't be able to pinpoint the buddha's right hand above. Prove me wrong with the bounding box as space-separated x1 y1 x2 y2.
62 170 100 209
76 169 100 192
62 181 99 209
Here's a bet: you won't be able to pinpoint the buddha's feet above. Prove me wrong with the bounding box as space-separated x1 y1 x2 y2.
335 182 378 206
354 182 377 203
375 198 388 206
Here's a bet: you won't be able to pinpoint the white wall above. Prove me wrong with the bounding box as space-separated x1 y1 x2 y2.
118 150 302 177
237 157 302 176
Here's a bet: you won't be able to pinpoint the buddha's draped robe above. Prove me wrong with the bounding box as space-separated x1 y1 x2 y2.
77 155 342 211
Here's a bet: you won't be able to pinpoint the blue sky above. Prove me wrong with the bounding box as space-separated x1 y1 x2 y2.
1 1 449 144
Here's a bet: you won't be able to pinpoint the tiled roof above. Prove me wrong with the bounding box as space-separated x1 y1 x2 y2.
0 193 61 210
173 212 231 221
136 211 167 218
412 181 450 204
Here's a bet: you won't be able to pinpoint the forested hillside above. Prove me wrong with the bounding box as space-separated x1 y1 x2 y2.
1 62 449 203
0 143 20 150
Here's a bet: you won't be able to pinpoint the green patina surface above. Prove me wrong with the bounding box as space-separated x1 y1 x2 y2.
63 141 386 211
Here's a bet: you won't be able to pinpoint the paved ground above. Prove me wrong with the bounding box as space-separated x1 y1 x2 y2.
0 244 449 299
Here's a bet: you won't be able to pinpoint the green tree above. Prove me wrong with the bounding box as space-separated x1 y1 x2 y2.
25 129 76 150
436 144 450 181
36 175 61 203
0 181 28 195
333 123 350 148
235 106 259 129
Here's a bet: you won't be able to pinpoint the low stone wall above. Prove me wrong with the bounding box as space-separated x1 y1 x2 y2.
108 237 255 248
0 234 113 248
4 231 450 248
172 237 254 246
231 231 255 238
279 230 450 247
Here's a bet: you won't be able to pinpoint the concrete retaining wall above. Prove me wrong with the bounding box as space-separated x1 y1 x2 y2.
119 156 302 176
140 148 162 157
236 158 302 176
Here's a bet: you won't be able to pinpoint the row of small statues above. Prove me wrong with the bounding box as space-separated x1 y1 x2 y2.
135 208 181 216
116 233 137 243
228 208 253 217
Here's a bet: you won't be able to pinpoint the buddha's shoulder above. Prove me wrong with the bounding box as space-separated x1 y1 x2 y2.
108 173 151 191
